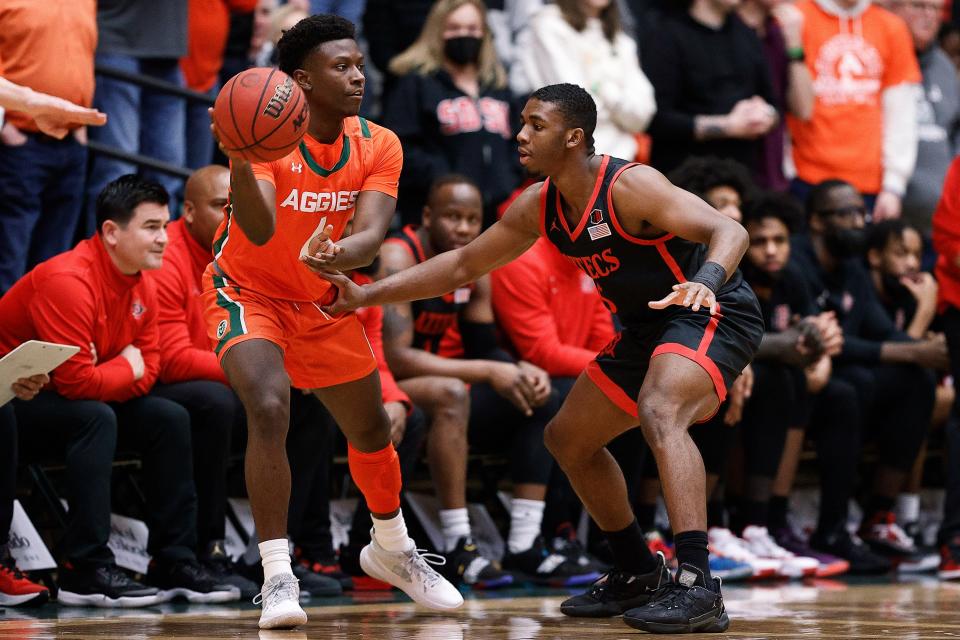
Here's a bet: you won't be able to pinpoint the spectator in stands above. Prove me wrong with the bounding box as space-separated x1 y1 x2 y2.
0 175 236 607
149 165 258 599
640 0 778 176
939 21 960 70
737 0 815 190
0 375 52 606
0 78 106 140
0 2 98 295
787 0 922 220
87 0 190 219
518 0 656 160
794 179 944 565
248 0 278 66
670 156 755 222
364 0 434 95
311 0 366 27
252 3 309 68
377 175 598 587
384 0 522 227
890 0 960 235
181 0 258 170
931 155 960 581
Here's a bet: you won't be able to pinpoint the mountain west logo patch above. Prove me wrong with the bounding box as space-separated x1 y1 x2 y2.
131 300 145 319
587 208 611 241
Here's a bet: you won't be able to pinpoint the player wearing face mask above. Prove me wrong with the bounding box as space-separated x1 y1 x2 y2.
383 0 523 228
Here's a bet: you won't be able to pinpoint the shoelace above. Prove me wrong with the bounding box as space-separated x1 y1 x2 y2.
587 570 635 599
402 549 446 588
649 581 687 608
253 576 299 607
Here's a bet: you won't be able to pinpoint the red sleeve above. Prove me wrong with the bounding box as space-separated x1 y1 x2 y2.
29 274 139 402
153 270 228 385
357 304 411 409
933 157 960 263
491 260 599 377
586 296 616 352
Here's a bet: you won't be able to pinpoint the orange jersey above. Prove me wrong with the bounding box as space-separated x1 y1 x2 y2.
787 0 920 193
213 116 402 302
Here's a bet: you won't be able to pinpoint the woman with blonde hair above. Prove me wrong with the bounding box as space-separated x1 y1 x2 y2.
518 0 656 161
383 0 522 227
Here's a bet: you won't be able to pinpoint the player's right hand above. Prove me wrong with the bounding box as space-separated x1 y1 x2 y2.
316 270 368 315
11 373 49 401
487 361 536 416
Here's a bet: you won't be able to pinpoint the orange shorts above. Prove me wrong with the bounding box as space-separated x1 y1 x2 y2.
201 263 377 389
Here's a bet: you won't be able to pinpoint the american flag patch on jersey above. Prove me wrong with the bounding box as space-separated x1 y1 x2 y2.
588 223 612 241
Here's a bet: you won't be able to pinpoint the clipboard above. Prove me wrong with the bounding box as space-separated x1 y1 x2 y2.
0 340 80 407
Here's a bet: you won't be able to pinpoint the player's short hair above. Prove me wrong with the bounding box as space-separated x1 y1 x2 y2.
867 218 916 253
426 174 481 207
742 190 805 234
529 83 597 148
95 175 169 233
277 13 356 76
805 178 853 217
669 156 754 203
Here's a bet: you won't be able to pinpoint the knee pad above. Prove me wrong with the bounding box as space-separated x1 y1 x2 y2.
347 442 402 514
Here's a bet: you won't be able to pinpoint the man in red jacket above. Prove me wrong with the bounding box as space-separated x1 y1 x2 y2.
0 175 236 607
149 165 255 598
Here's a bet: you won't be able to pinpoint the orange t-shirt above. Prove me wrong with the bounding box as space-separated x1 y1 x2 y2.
787 0 920 194
213 116 403 302
0 0 97 132
180 0 257 93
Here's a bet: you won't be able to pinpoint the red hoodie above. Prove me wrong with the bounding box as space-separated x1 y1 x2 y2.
932 156 960 313
0 234 160 402
353 273 411 409
150 219 227 384
491 237 615 377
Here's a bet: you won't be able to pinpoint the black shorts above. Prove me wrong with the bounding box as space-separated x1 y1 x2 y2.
586 286 763 419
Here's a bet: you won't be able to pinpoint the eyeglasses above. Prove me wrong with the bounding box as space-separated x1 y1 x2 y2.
817 205 867 219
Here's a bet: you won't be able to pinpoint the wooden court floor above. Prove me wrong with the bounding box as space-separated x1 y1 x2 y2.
2 578 959 639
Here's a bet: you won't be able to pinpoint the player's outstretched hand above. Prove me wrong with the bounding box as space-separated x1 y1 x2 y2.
29 93 106 139
300 224 344 273
648 282 718 314
11 373 49 401
315 270 367 315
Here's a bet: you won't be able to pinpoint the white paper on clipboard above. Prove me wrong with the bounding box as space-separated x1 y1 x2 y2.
0 340 80 407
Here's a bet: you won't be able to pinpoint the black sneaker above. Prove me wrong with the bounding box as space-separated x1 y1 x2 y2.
440 537 513 589
292 562 342 597
293 546 353 591
57 562 161 608
146 558 240 603
551 536 610 574
809 528 892 575
202 540 260 600
560 552 671 617
502 535 601 587
623 564 730 634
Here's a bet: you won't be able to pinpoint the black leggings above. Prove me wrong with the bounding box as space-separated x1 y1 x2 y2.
739 363 805 479
0 404 15 547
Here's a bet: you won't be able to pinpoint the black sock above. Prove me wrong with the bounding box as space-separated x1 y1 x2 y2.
604 519 657 575
674 530 711 583
742 500 768 528
635 503 657 532
707 500 726 530
866 495 896 519
768 495 789 530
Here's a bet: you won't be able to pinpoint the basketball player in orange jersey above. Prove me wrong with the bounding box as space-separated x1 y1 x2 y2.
315 84 764 634
206 15 462 629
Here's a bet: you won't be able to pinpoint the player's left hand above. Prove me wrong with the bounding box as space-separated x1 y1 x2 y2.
316 270 368 315
11 373 49 401
518 361 551 407
648 282 718 314
384 401 407 446
301 224 344 273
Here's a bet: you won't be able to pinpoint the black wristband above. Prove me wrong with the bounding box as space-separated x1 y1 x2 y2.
691 261 727 293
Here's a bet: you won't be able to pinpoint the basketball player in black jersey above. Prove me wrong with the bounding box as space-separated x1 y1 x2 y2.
308 84 764 634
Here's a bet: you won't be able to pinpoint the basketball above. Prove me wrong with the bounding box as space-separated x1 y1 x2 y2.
212 67 310 162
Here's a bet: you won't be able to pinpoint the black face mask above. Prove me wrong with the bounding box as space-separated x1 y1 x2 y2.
881 272 913 302
444 36 482 65
824 227 866 259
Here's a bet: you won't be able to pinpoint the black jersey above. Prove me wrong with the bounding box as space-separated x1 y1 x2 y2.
386 225 475 357
540 155 750 327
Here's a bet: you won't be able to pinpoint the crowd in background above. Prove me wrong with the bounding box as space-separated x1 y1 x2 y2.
1 0 960 609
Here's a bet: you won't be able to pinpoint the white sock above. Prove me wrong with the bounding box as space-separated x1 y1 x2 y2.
508 498 545 554
259 538 292 582
372 510 414 553
896 493 921 524
439 508 472 552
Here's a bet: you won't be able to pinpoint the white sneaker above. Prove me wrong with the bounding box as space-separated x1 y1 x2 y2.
255 573 308 630
741 525 819 578
360 532 463 610
708 527 781 579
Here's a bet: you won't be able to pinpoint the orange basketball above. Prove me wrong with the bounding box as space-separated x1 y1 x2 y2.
212 67 310 162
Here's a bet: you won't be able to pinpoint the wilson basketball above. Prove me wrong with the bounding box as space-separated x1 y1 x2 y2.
212 67 310 162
